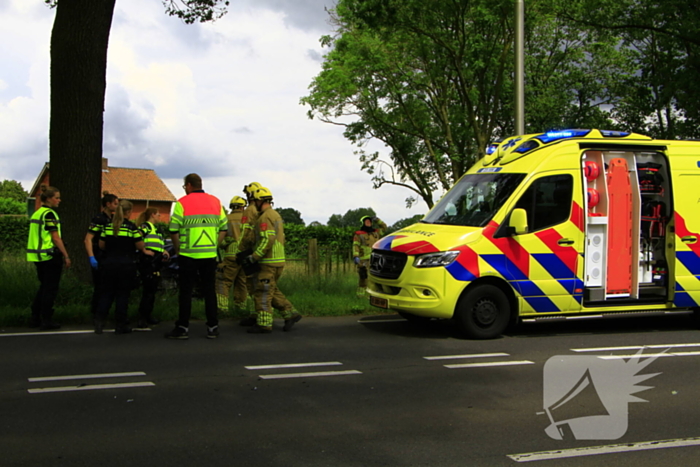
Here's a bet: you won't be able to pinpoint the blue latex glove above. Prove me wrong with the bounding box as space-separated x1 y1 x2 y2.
353 257 360 265
89 256 98 270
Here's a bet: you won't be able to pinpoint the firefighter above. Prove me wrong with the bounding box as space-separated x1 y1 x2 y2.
84 192 119 315
216 195 248 314
95 200 153 334
237 181 262 326
134 207 169 329
165 173 228 340
240 187 301 333
26 185 71 330
353 215 387 296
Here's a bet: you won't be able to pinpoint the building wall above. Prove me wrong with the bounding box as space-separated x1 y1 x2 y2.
127 201 172 224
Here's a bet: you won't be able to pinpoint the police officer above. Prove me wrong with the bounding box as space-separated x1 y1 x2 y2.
84 192 119 315
95 200 153 334
134 207 169 329
26 185 71 330
241 187 301 333
216 195 248 314
165 173 227 340
353 215 387 296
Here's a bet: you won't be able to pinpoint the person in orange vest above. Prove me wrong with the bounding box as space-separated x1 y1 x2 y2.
165 173 227 340
353 215 386 296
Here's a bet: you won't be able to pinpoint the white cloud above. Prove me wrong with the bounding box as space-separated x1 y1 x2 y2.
0 0 427 226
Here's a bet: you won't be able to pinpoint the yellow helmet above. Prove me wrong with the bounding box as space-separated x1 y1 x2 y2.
244 182 261 195
229 195 246 207
253 186 273 201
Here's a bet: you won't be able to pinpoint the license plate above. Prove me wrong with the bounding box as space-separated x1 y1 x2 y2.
369 296 388 309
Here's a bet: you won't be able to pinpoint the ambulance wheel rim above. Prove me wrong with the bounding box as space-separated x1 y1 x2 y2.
473 298 498 327
455 284 511 339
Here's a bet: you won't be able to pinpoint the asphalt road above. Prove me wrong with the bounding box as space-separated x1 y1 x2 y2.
2 313 700 466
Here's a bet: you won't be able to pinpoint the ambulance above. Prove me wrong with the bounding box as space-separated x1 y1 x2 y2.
367 129 700 338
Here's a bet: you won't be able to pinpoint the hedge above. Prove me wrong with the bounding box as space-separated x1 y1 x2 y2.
0 215 29 252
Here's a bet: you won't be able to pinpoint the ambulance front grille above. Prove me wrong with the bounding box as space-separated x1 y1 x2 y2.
370 250 407 280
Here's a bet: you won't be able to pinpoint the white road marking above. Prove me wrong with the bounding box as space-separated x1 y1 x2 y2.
445 360 534 369
28 382 155 394
245 362 343 370
258 370 362 380
424 353 509 361
597 351 700 360
0 330 97 337
28 372 147 383
571 343 700 352
507 436 700 462
357 318 407 324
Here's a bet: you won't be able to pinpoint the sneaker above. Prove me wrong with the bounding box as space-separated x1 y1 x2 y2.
247 325 272 334
207 325 220 339
239 316 257 327
283 314 302 332
146 317 160 325
165 326 189 340
39 322 61 331
114 325 132 335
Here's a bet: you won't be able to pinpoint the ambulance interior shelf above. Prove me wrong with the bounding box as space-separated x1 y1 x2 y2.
582 150 669 304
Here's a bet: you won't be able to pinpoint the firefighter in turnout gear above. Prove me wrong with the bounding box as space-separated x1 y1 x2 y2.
240 187 301 333
353 215 387 296
237 182 262 326
216 195 248 313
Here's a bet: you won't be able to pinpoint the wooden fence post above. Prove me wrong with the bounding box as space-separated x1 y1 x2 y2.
308 238 319 275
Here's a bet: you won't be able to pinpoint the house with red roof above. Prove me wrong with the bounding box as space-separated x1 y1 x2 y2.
29 158 177 222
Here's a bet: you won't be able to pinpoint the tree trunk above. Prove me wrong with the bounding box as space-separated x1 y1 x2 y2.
49 0 116 282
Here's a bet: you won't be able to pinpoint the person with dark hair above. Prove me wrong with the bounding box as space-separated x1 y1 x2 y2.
84 191 119 316
134 207 169 329
165 173 227 340
94 200 153 334
26 185 71 330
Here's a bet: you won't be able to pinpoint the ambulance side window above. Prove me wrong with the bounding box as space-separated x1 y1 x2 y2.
513 174 573 232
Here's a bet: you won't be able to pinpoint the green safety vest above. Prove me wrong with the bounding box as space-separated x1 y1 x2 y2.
141 222 165 253
169 192 227 259
26 206 61 262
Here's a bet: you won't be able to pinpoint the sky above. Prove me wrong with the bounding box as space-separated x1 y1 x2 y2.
0 0 428 226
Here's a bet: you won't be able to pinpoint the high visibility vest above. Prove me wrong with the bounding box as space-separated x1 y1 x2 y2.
253 207 286 265
26 206 61 262
140 222 165 253
169 192 227 259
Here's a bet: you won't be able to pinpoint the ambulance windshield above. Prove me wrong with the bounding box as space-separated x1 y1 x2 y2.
422 173 526 227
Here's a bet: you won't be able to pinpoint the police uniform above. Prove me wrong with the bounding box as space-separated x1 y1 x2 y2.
26 205 64 328
96 219 143 333
249 204 299 331
353 218 387 289
87 211 111 315
168 190 227 334
137 221 165 327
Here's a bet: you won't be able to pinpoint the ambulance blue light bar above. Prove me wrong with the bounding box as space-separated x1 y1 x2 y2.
600 130 630 137
536 129 591 144
485 143 499 155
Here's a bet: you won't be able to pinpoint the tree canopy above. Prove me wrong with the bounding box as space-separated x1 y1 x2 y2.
0 180 29 204
277 207 305 226
327 207 377 228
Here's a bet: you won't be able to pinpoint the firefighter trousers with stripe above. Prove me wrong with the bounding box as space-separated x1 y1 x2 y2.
252 263 293 327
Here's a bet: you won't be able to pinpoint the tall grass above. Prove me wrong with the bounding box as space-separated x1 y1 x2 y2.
0 252 376 327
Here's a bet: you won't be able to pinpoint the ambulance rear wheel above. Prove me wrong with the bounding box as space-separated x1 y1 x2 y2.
455 284 510 339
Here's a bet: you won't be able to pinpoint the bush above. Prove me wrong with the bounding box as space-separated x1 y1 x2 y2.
0 215 29 252
0 197 25 215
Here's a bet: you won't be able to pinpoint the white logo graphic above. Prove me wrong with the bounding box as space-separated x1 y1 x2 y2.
542 349 665 440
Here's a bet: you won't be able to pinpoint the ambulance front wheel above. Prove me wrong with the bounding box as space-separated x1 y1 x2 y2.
454 284 511 339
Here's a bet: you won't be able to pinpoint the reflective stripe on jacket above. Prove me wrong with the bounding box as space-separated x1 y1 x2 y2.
140 222 165 252
253 206 285 265
26 206 60 262
224 210 243 257
169 192 227 259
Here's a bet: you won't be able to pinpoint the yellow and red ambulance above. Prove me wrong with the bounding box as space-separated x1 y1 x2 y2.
367 129 700 338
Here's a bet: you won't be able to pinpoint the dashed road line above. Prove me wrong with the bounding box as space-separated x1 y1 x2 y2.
598 351 700 360
27 371 154 394
259 370 362 380
445 360 534 369
507 436 700 462
29 371 147 382
571 343 700 352
28 382 155 394
424 353 509 361
0 329 148 337
245 362 343 370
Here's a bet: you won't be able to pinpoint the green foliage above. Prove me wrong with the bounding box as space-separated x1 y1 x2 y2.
278 207 305 226
162 0 230 24
0 180 29 203
285 224 357 258
0 216 28 251
327 207 376 228
390 214 425 231
0 198 25 215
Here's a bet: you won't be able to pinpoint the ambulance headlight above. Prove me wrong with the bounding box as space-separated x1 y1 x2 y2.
413 251 459 268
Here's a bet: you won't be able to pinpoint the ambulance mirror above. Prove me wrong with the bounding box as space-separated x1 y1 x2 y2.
509 208 528 235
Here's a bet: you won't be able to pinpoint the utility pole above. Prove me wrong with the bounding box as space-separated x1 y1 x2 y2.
515 0 525 135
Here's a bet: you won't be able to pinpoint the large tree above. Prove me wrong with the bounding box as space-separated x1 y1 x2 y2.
45 0 229 281
302 0 630 209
